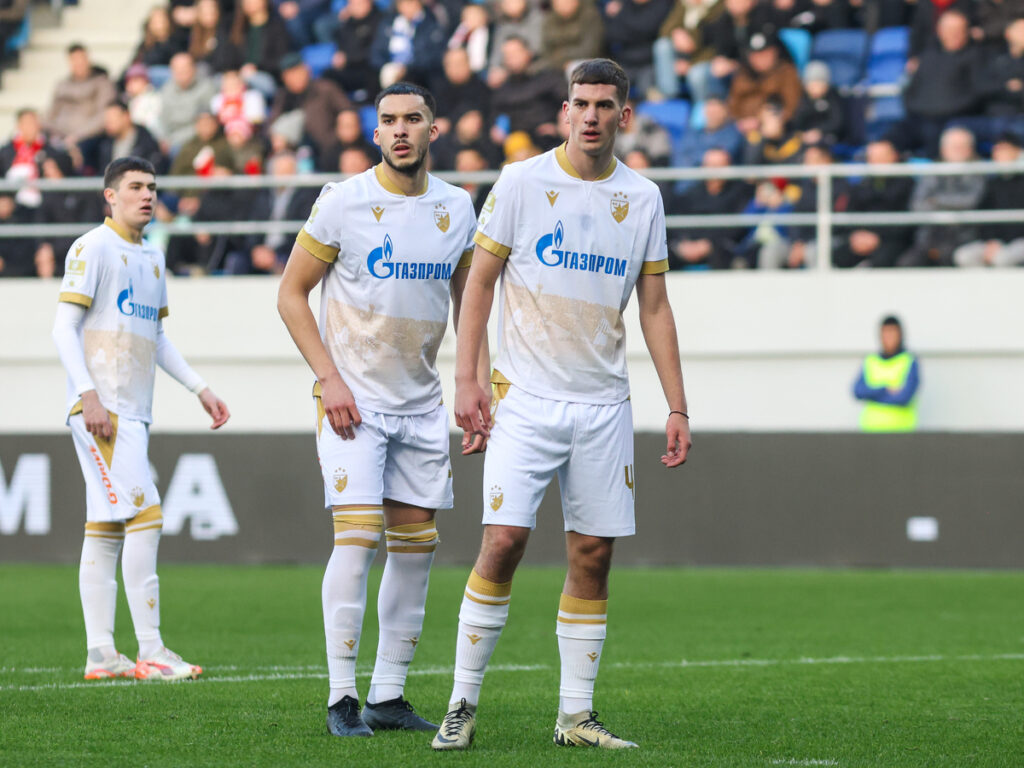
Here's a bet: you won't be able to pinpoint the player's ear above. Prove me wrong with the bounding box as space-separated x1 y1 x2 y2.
618 103 632 130
562 101 570 123
372 127 381 147
102 187 116 206
428 121 440 143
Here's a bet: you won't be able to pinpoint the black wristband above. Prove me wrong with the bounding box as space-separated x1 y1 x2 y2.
669 410 689 419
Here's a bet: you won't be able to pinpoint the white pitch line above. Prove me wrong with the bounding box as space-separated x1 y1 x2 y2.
770 760 839 766
2 654 1021 693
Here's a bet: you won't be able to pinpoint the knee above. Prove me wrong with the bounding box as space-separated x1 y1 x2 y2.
569 537 614 579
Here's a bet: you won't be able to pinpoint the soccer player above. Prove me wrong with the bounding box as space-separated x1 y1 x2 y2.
52 156 230 682
431 59 691 751
277 82 487 738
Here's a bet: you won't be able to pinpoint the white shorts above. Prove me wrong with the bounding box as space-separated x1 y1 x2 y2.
315 399 453 510
482 385 635 537
70 413 160 523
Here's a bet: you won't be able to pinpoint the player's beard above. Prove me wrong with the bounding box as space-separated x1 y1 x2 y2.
382 142 428 177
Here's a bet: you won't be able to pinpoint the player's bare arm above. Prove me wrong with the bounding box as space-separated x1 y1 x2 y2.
453 245 505 440
278 243 361 439
636 272 691 468
452 263 493 455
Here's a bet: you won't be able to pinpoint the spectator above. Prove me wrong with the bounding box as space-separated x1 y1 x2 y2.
370 0 447 88
953 133 1024 267
909 0 973 61
973 17 1024 141
614 99 673 166
0 109 52 185
0 0 28 82
44 44 117 151
672 92 743 191
211 69 268 128
541 0 605 74
768 0 850 32
696 0 775 105
972 0 1024 50
728 31 802 133
447 4 491 73
433 47 492 134
229 0 292 87
785 142 841 269
502 130 542 163
652 0 725 101
35 153 104 276
603 0 673 96
132 6 188 68
0 193 39 277
339 144 376 174
170 111 234 180
742 96 803 165
96 101 165 174
667 146 752 269
269 52 351 158
454 145 493 211
736 178 795 268
276 0 332 48
487 0 543 88
124 63 162 137
490 36 565 142
224 118 267 174
318 107 376 172
323 0 382 102
853 315 921 433
431 108 501 169
902 10 982 156
188 0 244 75
156 52 219 152
791 60 844 147
832 138 915 268
898 126 986 266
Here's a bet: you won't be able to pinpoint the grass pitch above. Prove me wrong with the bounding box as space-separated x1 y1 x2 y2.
0 565 1021 768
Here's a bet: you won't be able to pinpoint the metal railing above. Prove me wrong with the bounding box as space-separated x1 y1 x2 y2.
1 161 1023 271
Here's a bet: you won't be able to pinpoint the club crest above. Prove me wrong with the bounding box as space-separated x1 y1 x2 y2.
333 469 348 493
434 203 450 233
610 192 629 223
489 485 504 511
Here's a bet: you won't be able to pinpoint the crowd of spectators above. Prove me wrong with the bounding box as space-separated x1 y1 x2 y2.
1 0 1023 276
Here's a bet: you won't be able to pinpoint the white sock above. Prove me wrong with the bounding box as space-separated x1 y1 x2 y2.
122 509 164 659
556 593 607 714
324 509 382 706
79 524 124 655
368 520 438 705
449 569 512 709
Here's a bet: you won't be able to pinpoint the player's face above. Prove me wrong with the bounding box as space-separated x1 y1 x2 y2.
374 94 438 175
563 83 630 158
107 171 157 231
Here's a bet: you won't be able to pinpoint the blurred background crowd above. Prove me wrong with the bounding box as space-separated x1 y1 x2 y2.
1 0 1023 277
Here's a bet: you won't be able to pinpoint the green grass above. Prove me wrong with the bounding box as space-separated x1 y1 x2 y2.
1 566 1022 767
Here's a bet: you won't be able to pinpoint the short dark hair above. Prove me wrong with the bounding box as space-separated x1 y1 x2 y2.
375 82 436 120
569 59 630 107
103 156 156 190
881 315 902 329
106 99 129 113
67 43 86 55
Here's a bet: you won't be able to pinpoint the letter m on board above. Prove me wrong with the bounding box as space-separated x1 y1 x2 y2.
0 455 51 535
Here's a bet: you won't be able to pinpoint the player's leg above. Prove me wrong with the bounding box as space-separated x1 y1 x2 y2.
318 402 387 737
552 400 638 749
70 413 134 679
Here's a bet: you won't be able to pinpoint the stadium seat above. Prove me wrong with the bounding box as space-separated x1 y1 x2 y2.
301 43 335 79
635 99 690 144
359 104 377 141
779 28 812 74
865 96 905 140
5 12 29 54
810 29 868 88
867 27 909 86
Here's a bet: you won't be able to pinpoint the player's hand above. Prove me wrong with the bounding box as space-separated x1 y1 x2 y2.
198 388 230 430
81 390 113 439
461 430 488 455
454 378 491 438
321 374 361 440
662 412 691 468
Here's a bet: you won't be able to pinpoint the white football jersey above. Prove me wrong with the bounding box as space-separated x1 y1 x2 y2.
297 164 476 415
475 144 669 405
58 218 169 423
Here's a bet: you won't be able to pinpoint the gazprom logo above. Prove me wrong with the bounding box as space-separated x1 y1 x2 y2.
116 280 160 321
366 234 453 281
535 220 628 277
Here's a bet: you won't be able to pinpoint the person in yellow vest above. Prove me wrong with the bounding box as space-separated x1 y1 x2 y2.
853 315 921 432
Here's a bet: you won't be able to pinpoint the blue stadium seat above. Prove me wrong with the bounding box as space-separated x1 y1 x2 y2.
635 99 690 144
359 104 377 141
867 27 909 86
301 43 335 79
5 13 29 53
811 29 867 88
779 28 812 74
865 96 905 140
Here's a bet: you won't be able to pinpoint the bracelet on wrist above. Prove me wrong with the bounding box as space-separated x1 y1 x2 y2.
669 410 689 419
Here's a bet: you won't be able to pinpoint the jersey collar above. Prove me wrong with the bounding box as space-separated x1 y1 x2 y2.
374 163 428 197
555 143 617 181
104 216 143 244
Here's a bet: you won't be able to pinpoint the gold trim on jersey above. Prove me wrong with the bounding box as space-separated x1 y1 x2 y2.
59 292 93 308
104 217 142 244
640 258 669 275
555 143 617 181
457 248 474 269
158 307 169 319
296 229 339 263
473 231 511 260
374 163 428 197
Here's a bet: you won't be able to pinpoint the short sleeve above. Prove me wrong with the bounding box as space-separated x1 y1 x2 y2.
473 167 519 260
640 195 670 275
296 183 341 263
158 261 169 318
58 238 99 307
457 191 477 269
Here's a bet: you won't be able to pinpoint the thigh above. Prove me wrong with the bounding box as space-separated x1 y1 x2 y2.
482 386 570 530
70 414 160 523
559 400 635 538
382 404 453 511
316 402 388 508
